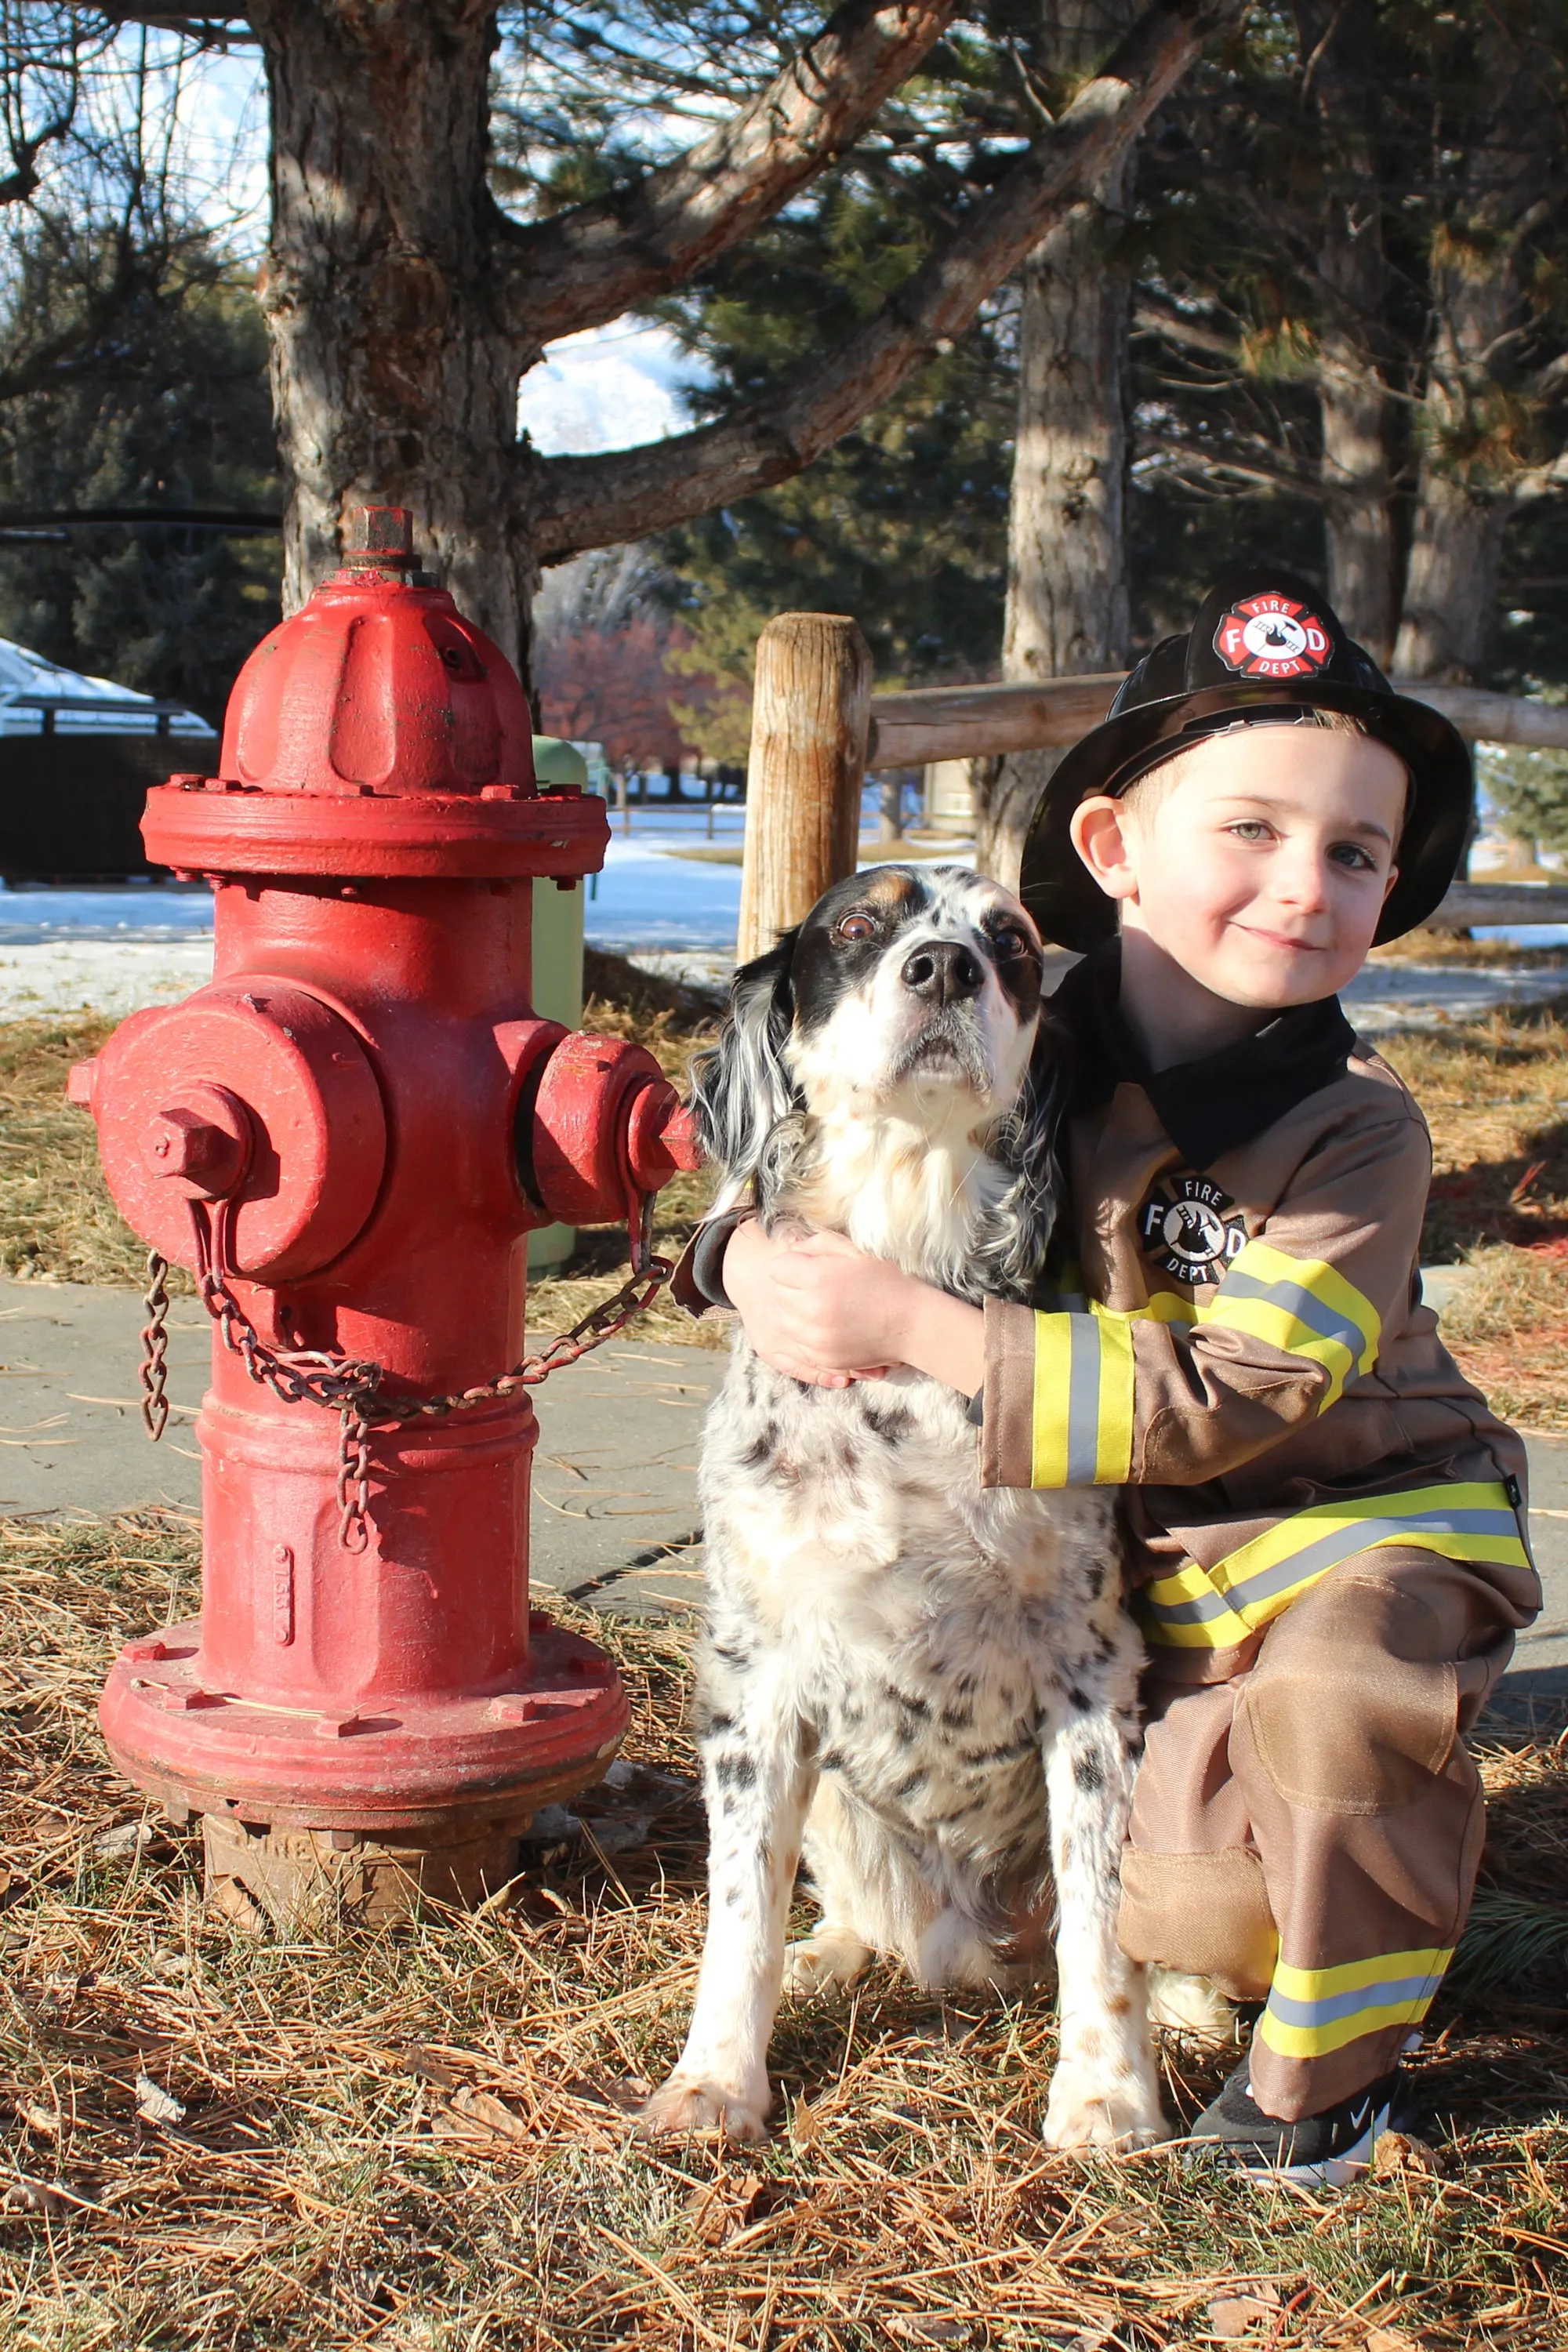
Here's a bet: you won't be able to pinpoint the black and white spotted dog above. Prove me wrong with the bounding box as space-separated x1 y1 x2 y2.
641 864 1167 2151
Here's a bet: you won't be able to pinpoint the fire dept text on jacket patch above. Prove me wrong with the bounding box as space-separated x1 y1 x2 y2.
1138 1174 1247 1285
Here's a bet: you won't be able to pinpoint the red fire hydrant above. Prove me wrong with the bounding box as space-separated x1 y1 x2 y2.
68 506 699 1927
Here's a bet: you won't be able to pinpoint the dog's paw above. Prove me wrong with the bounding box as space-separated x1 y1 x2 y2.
1041 2062 1166 2152
782 1929 871 1999
638 2074 769 2143
1145 1965 1240 2046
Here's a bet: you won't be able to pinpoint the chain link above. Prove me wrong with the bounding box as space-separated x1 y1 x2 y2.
158 1189 673 1549
138 1250 172 1439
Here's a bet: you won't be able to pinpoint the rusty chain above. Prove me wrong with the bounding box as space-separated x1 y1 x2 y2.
139 1250 172 1439
138 1189 673 1551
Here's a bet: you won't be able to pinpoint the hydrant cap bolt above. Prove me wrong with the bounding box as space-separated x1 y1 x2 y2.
147 1111 217 1175
346 506 414 566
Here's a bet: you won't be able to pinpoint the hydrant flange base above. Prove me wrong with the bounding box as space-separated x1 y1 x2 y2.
99 1611 629 1836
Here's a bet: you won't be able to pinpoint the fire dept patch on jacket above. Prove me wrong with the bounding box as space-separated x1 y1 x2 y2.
978 946 1538 1682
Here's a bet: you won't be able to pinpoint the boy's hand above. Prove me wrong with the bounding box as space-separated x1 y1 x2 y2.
723 1221 905 1386
721 1221 985 1397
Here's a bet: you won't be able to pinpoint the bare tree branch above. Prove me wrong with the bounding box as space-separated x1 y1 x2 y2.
1132 288 1240 361
496 0 964 346
1138 430 1347 506
528 0 1241 560
0 107 72 205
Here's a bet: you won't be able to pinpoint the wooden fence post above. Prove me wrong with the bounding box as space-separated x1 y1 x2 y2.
737 612 873 965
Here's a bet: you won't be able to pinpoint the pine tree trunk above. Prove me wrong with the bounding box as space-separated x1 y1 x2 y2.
1393 470 1509 683
1393 242 1520 681
974 0 1137 893
252 0 539 664
1298 1 1396 663
1320 367 1396 663
1392 13 1555 682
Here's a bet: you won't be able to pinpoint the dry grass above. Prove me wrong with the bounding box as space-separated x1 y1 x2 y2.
1372 996 1568 1424
0 1018 143 1287
1432 1245 1568 1434
1369 932 1568 972
2 1513 1565 2352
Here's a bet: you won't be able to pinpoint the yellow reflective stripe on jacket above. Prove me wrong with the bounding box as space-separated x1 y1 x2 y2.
1029 1307 1135 1487
1138 1479 1530 1650
1257 1946 1453 2061
1195 1239 1381 1411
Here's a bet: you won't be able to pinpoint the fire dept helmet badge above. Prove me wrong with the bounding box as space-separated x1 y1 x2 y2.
1213 591 1332 681
1138 1174 1247 1286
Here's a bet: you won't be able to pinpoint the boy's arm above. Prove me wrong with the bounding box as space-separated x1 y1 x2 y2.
982 1103 1432 1491
722 1220 985 1392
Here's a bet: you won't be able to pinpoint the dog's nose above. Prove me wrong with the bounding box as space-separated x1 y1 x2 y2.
900 940 985 1004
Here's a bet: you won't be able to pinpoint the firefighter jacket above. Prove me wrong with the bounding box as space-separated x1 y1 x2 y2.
978 943 1538 1682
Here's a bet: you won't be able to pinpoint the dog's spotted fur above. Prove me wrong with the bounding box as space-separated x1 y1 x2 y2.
642 866 1163 2150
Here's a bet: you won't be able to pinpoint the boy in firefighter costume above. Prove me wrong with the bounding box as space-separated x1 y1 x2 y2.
716 566 1540 2183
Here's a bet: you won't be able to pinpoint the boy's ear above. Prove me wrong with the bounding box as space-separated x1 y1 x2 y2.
1381 864 1400 904
1069 795 1141 904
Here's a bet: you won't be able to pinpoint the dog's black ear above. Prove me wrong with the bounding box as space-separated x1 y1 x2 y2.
688 930 800 1192
977 1009 1073 1302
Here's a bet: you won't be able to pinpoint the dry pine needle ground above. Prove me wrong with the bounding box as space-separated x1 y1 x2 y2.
1 1513 1565 2352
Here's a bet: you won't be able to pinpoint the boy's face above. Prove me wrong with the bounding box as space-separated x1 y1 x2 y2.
1069 727 1408 1010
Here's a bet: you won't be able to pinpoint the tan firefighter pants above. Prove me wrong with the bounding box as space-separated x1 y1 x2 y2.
1116 1543 1541 2121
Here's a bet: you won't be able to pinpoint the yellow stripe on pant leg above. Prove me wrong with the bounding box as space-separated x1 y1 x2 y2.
1136 1484 1528 1650
1257 1945 1453 2060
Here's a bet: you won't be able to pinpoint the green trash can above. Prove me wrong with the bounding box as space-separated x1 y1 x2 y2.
528 738 590 1275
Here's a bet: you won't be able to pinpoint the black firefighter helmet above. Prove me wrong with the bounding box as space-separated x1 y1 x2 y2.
1018 568 1474 953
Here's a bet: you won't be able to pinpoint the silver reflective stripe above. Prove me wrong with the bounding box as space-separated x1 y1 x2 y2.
1064 1319 1102 1486
1223 1506 1519 1618
1142 1503 1520 1627
1143 1585 1239 1627
1264 1969 1445 2030
1214 1269 1366 1363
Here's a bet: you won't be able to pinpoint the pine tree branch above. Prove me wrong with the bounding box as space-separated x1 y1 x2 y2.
1138 430 1345 507
528 0 1240 559
1133 289 1241 361
495 0 964 347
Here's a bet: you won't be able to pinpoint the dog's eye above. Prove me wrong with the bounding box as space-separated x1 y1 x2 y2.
837 913 877 942
991 926 1029 957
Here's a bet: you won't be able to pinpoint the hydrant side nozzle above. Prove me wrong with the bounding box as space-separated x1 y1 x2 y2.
625 1084 705 1189
67 1057 99 1109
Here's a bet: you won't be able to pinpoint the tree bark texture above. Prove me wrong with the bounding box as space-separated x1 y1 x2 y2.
976 0 1138 893
738 614 872 963
253 1 533 652
245 0 1236 686
1296 1 1396 664
1392 16 1559 681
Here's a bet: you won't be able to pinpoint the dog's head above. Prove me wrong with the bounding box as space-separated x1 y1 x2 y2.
691 866 1064 1290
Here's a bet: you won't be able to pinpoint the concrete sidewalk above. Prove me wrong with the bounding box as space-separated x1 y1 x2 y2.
1 1274 1564 1730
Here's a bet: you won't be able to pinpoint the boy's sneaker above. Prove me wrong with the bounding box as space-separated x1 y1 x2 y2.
1189 2055 1417 2187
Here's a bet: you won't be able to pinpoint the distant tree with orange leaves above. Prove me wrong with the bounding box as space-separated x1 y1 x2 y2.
535 614 749 781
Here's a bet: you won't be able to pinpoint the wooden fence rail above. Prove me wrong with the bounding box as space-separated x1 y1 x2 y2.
866 672 1568 769
739 625 1568 955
